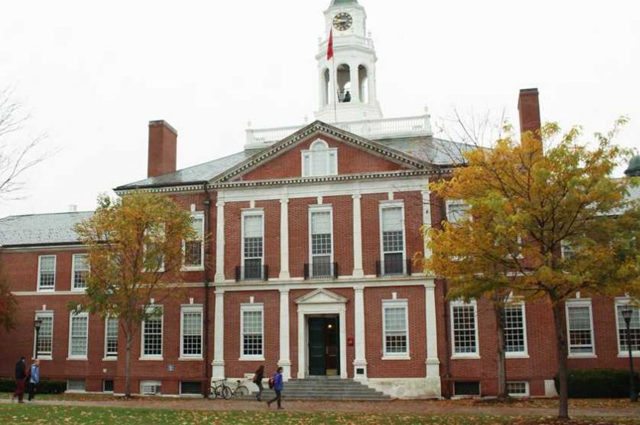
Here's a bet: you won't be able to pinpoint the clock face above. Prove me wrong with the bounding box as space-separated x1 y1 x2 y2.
333 12 353 31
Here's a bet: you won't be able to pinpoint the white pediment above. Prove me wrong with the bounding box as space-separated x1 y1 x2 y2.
295 288 347 305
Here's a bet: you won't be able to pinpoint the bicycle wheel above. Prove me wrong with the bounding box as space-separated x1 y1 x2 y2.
235 385 249 397
209 385 218 399
221 385 232 400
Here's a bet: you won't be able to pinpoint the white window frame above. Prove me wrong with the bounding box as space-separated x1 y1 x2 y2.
240 303 265 361
614 298 640 358
308 205 334 278
301 139 338 177
504 302 529 358
382 299 410 359
451 300 480 359
37 255 56 292
140 306 164 360
183 212 205 271
34 311 54 360
379 201 406 276
104 316 118 360
180 305 203 359
566 299 596 358
446 200 469 224
71 254 89 292
66 379 86 393
140 380 162 395
241 209 264 280
506 381 530 397
68 311 89 360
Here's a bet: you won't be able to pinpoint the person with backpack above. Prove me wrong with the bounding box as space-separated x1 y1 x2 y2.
12 357 26 403
266 366 284 409
27 359 40 402
253 365 265 401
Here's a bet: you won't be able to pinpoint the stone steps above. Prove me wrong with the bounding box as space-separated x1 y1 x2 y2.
253 378 391 401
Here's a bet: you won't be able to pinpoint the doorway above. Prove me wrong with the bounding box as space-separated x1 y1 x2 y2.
308 316 340 376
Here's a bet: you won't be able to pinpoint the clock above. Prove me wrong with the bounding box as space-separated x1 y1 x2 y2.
333 12 353 31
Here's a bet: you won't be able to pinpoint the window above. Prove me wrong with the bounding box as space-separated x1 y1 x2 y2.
105 317 118 358
141 306 163 359
242 212 264 280
241 304 264 359
615 301 640 355
67 380 86 392
446 200 469 224
383 301 409 357
561 240 575 260
302 139 338 177
37 255 56 291
71 254 89 291
380 204 405 275
140 380 161 395
503 303 528 356
567 301 595 356
180 381 202 395
310 208 333 277
103 379 114 393
144 224 165 272
451 301 479 357
454 381 480 397
184 213 204 269
34 311 53 358
181 306 203 358
68 312 89 359
507 381 530 397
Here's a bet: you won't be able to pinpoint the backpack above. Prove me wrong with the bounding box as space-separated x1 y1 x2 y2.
268 376 275 389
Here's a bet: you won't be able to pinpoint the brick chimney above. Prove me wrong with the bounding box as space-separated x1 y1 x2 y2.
147 120 177 178
517 88 542 153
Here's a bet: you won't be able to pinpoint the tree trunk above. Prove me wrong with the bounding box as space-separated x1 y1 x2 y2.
124 325 133 398
552 302 570 420
494 305 508 399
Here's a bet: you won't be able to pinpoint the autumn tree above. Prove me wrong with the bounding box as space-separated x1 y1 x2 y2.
74 192 195 398
425 120 640 418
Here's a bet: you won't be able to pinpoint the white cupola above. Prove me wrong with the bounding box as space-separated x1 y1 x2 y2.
315 0 383 123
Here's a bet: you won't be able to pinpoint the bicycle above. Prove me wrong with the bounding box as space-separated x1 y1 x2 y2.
228 379 251 399
210 379 250 400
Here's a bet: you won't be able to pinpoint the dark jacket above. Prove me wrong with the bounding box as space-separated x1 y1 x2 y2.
15 360 26 380
254 368 264 384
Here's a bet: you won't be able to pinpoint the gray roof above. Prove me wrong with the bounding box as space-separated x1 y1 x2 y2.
0 211 93 247
382 136 472 166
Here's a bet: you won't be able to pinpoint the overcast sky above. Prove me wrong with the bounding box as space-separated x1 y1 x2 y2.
1 0 638 218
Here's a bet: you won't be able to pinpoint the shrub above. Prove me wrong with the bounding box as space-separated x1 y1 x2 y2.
555 369 640 398
0 378 66 394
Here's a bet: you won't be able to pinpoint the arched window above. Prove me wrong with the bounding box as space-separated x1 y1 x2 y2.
337 64 351 102
358 65 369 103
302 140 338 177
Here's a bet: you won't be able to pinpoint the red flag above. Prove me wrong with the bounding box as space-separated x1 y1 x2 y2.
327 29 334 60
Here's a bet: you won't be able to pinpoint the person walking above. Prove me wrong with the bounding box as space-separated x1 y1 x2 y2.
253 365 265 401
12 357 26 403
266 366 284 410
27 359 40 402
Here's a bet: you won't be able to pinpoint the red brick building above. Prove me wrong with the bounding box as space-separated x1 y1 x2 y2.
1 0 638 399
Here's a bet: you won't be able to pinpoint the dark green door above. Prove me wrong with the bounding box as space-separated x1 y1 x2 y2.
308 318 326 375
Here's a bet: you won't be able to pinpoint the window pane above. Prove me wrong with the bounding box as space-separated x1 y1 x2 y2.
39 256 56 289
381 208 402 232
453 305 477 354
35 314 53 356
617 305 640 352
504 305 526 353
106 318 118 357
384 305 407 354
73 254 89 289
70 315 88 357
242 309 263 356
182 310 202 356
568 305 593 354
143 315 163 356
244 215 262 238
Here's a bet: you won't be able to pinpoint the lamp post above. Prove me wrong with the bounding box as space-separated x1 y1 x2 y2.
621 307 638 402
33 319 42 360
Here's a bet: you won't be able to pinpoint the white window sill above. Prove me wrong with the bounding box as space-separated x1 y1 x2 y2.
71 288 87 293
451 354 481 360
179 356 204 361
568 353 597 359
37 288 55 293
102 357 118 361
139 356 164 361
35 355 52 361
182 266 205 272
239 356 265 362
617 352 640 358
505 353 530 359
67 356 88 361
381 355 411 361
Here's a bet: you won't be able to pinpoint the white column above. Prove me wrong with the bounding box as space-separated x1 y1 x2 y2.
422 189 432 270
278 288 291 380
350 63 360 103
214 200 225 283
212 289 225 380
425 281 442 396
352 194 364 278
353 286 368 381
297 310 305 379
279 198 290 280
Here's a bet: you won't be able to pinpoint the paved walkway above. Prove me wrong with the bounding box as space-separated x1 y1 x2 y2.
2 398 639 419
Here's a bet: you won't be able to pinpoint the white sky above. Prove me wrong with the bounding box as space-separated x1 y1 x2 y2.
1 0 638 217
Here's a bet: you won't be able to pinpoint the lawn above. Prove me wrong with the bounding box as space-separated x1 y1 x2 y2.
0 405 638 425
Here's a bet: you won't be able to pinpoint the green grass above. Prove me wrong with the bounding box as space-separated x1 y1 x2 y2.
0 405 638 425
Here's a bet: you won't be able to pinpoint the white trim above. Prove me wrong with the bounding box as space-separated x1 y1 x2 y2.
140 380 162 395
379 201 406 276
614 298 640 357
241 209 265 280
279 198 291 280
278 288 292 380
240 303 265 361
424 282 441 395
450 300 480 358
34 310 54 359
182 211 205 271
70 253 89 292
353 286 367 380
504 302 529 358
308 205 334 278
104 316 119 359
214 200 225 282
67 311 89 360
301 139 338 177
352 194 364 278
140 306 164 360
212 290 225 379
37 255 56 292
566 299 596 357
382 299 410 358
180 305 203 359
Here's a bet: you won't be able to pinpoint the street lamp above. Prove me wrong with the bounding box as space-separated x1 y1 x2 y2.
621 307 638 402
33 319 42 360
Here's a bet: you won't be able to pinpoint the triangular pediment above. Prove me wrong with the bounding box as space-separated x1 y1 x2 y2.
295 288 348 305
211 121 431 184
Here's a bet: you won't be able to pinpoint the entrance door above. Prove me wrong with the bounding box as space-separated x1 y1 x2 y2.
308 316 340 376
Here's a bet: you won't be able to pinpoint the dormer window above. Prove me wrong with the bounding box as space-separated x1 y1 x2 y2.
302 140 338 177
